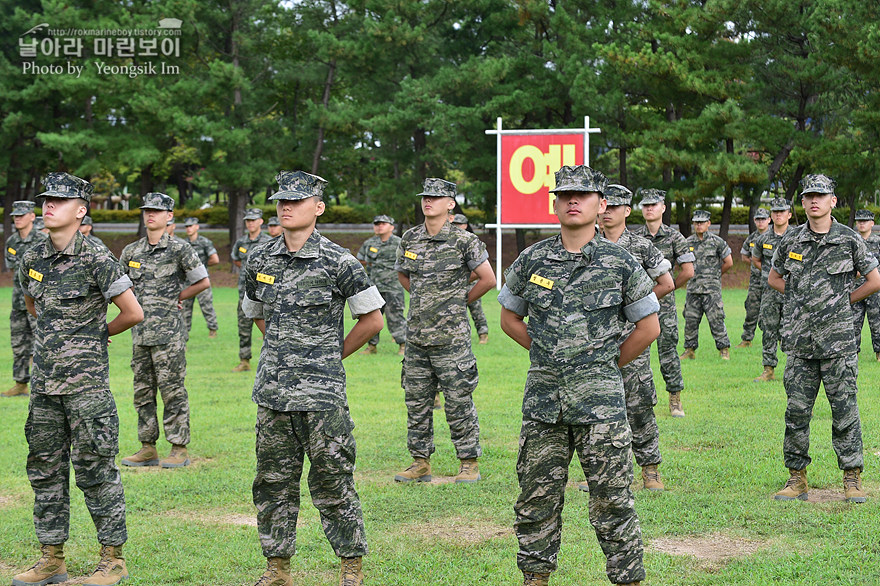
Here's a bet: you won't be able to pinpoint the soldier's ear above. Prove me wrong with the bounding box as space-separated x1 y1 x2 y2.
315 199 326 217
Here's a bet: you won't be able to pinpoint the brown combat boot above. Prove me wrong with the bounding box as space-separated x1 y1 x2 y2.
339 557 363 586
642 464 665 491
12 544 67 586
523 571 551 585
719 347 730 360
121 443 159 467
679 348 695 360
455 458 481 483
433 393 442 410
82 545 128 586
735 339 751 348
160 445 190 468
232 359 251 372
361 343 378 355
208 329 218 338
669 392 685 418
577 481 589 493
394 458 431 483
398 343 405 356
753 366 775 382
774 468 808 501
619 583 642 585
2 382 29 397
875 351 880 362
478 333 489 344
844 469 867 503
253 557 292 586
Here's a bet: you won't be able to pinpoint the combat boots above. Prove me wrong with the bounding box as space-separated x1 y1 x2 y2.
160 444 190 468
361 343 377 355
433 393 442 410
753 366 775 382
232 359 251 372
875 351 880 362
2 382 29 397
522 571 550 585
679 348 695 360
253 557 292 586
577 481 590 492
12 543 67 586
478 333 489 344
844 469 867 503
669 392 685 418
455 458 481 483
719 347 730 360
735 339 751 348
208 329 218 338
82 545 128 586
121 443 159 467
339 557 363 586
774 468 808 501
394 458 431 483
642 464 664 491
398 343 405 356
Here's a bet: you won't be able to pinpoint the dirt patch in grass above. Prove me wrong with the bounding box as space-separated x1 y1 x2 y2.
650 533 765 570
119 456 213 474
806 488 846 503
402 515 511 544
0 495 16 509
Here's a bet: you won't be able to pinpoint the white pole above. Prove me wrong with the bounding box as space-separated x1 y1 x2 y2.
495 117 503 290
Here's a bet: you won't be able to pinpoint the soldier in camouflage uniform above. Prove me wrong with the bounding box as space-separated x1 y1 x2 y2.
267 215 282 238
499 166 659 586
2 200 46 398
769 174 880 504
632 189 694 417
451 214 490 344
119 193 210 470
34 215 46 233
242 170 384 586
78 216 107 249
752 199 792 381
231 208 272 371
394 178 496 484
356 215 407 355
736 208 770 348
13 172 143 586
681 210 733 359
181 217 220 339
851 209 880 360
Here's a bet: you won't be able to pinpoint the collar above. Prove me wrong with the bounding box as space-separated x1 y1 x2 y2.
269 229 321 259
416 221 452 242
798 221 847 245
42 230 84 258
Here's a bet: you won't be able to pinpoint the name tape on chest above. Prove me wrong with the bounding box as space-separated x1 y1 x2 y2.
404 250 418 260
763 243 773 250
369 246 379 253
128 261 141 269
788 252 803 261
529 274 554 289
7 247 16 255
238 246 247 254
749 242 754 248
28 269 43 282
689 246 695 251
256 273 275 285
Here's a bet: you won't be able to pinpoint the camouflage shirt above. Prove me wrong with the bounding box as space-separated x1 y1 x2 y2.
6 228 48 311
631 223 695 269
771 221 878 359
232 231 273 288
242 230 385 412
855 233 880 288
497 234 659 424
357 234 404 293
685 232 731 294
612 229 671 337
753 226 790 284
120 232 208 346
395 222 489 346
186 234 218 266
18 231 133 395
741 229 767 277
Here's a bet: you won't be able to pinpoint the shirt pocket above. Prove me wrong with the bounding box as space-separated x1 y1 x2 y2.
519 282 554 311
155 263 178 279
295 288 332 308
582 288 623 340
825 251 854 276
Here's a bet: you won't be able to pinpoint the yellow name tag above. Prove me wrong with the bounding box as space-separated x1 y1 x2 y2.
763 243 773 250
369 246 379 253
689 246 695 251
789 252 803 261
128 261 141 269
256 273 275 285
404 250 418 260
529 274 554 289
238 246 247 254
749 243 754 248
7 247 15 255
28 269 43 282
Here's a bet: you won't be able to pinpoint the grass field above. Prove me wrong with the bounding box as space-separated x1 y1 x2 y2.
1 286 879 585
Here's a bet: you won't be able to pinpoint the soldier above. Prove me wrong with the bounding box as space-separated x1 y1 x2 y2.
119 193 210 469
164 218 176 237
769 174 880 503
680 210 733 360
752 199 793 381
632 190 695 417
356 214 407 355
851 209 880 360
267 216 282 238
451 213 490 344
13 172 143 586
182 217 220 339
242 170 384 586
34 216 47 234
2 200 46 398
499 166 659 586
736 208 770 348
394 178 496 484
78 216 106 248
231 209 272 371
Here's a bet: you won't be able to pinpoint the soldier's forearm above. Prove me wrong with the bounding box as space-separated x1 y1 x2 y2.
342 310 384 358
618 313 660 367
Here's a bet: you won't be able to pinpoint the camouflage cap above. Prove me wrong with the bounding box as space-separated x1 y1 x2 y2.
604 184 633 207
754 208 770 219
800 174 835 196
855 209 875 221
166 218 175 226
270 170 327 201
267 216 280 226
639 188 666 205
34 216 45 230
549 165 607 195
140 192 175 211
452 213 469 225
10 201 35 216
418 178 457 199
243 208 264 220
81 216 93 226
184 217 199 227
373 214 395 225
692 209 711 223
770 198 791 212
38 172 94 203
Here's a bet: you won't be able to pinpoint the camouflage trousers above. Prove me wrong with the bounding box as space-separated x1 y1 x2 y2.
782 354 863 471
402 341 481 460
25 390 126 546
253 406 368 559
740 274 764 342
468 298 489 336
10 307 37 383
683 290 730 350
759 288 784 368
182 286 219 337
852 293 880 354
237 291 256 360
131 340 190 446
369 288 407 347
655 296 684 394
515 418 645 584
622 347 660 468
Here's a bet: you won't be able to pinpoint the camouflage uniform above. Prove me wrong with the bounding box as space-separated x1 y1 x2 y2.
739 217 768 342
467 285 489 336
182 233 220 335
683 227 732 351
395 220 488 461
498 232 658 584
755 226 790 368
851 231 880 354
120 219 208 447
356 232 406 346
232 225 272 360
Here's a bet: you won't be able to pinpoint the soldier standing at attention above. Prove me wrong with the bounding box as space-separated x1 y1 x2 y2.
231 208 272 371
119 193 210 469
2 200 46 398
394 178 496 484
267 216 282 238
13 172 143 586
242 171 384 586
356 215 407 355
752 199 792 382
632 190 694 417
499 166 659 586
769 174 880 503
680 210 733 360
851 209 880 360
181 217 220 339
78 216 106 248
451 214 490 344
736 208 770 348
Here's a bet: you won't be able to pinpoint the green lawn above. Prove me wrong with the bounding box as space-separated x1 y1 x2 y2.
1 287 879 585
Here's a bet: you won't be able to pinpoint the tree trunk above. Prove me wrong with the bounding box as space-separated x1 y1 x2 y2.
3 144 23 272
515 229 527 254
718 138 734 240
311 61 336 175
228 186 249 258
